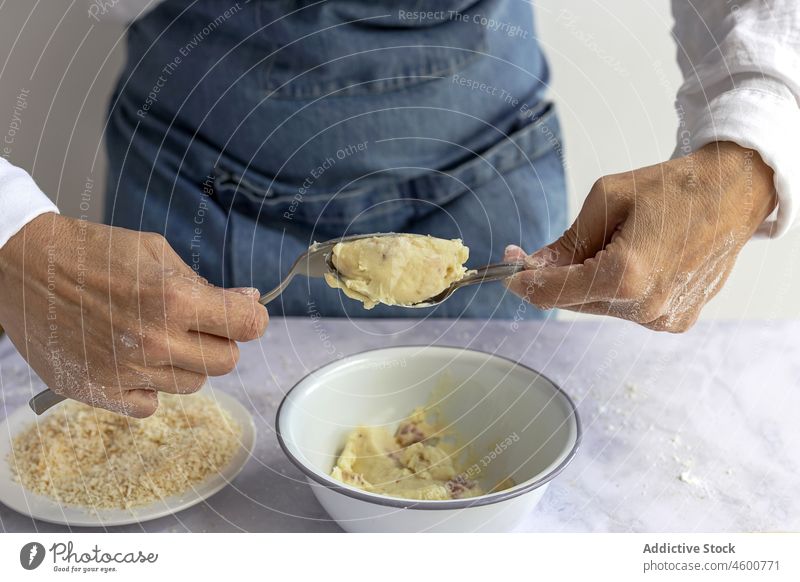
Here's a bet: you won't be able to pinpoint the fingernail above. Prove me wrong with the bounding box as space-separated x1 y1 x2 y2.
231 287 261 297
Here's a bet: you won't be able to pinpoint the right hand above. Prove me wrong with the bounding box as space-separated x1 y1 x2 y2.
0 213 268 417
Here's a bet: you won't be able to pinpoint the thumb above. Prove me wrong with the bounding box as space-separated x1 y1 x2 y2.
503 244 559 270
531 177 629 267
503 244 527 263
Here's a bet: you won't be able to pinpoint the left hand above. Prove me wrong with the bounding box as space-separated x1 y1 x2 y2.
504 141 777 332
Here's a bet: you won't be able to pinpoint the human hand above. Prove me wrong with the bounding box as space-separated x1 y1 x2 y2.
0 213 268 416
505 141 777 332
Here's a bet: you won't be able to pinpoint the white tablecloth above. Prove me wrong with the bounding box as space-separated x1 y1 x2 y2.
1 317 798 532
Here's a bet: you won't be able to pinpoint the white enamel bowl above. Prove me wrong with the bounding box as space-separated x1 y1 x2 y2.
276 346 581 532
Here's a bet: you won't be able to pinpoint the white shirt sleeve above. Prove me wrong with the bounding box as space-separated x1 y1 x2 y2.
671 0 800 237
0 157 59 250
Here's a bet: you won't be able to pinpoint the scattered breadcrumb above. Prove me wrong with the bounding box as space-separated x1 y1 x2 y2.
678 469 711 499
678 470 702 486
624 382 640 399
8 393 241 510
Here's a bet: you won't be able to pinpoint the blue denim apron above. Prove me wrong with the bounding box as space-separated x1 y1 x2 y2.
105 0 566 318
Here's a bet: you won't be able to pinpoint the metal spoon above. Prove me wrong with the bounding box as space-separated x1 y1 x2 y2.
258 232 397 305
29 389 67 415
405 261 525 307
27 233 395 415
260 232 524 307
29 233 526 414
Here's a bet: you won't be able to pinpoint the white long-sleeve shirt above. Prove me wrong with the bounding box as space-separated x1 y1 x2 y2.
671 0 800 237
1 0 798 250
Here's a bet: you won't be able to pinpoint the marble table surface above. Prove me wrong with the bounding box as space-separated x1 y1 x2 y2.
1 317 798 533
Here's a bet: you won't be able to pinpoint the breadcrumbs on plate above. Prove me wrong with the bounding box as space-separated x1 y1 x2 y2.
8 393 241 510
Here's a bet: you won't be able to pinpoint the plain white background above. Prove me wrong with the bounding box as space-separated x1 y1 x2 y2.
1 0 798 319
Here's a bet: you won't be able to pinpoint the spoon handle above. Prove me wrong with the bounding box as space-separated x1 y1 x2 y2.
259 271 296 305
29 389 66 415
461 261 526 284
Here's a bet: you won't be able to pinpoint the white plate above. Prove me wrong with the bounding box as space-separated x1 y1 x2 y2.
0 386 256 527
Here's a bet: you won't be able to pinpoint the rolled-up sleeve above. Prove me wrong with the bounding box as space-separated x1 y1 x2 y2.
0 157 59 250
672 0 800 237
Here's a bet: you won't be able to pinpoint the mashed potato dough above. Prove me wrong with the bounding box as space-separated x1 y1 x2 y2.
324 234 470 309
331 408 484 501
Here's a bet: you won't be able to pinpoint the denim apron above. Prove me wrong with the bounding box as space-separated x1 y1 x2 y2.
105 0 566 318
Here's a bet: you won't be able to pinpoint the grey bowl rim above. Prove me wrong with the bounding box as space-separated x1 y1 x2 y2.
275 345 582 511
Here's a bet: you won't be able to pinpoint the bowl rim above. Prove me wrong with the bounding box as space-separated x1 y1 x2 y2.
275 345 582 510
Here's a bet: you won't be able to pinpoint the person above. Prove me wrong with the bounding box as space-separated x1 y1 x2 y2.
0 0 796 416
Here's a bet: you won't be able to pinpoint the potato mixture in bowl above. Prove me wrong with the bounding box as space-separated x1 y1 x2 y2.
331 407 513 501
